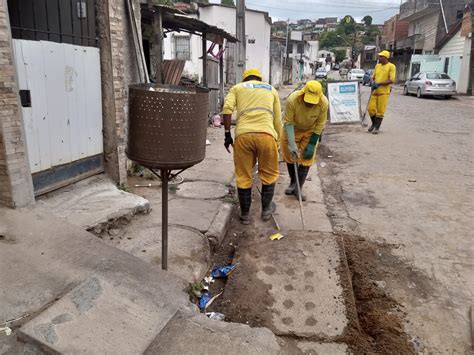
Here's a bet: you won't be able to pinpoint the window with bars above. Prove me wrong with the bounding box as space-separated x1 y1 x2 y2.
7 0 97 47
174 36 191 61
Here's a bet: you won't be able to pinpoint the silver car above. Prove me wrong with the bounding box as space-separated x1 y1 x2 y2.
404 72 456 99
348 69 365 81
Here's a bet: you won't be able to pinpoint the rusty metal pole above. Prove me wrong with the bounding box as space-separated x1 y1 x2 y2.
153 10 164 84
202 32 208 87
161 168 168 270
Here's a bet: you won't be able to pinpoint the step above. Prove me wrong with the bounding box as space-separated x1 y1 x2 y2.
18 276 179 354
145 311 280 355
35 174 150 233
220 231 351 340
0 207 191 342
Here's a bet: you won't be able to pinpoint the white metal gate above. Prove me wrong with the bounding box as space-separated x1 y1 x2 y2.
13 39 103 194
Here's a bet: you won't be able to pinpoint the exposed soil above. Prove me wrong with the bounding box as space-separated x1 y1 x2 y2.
201 142 423 354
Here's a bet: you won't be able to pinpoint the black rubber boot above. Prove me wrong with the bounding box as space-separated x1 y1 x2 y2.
261 184 276 221
372 117 383 134
295 166 310 201
285 163 296 195
237 188 252 225
368 116 376 132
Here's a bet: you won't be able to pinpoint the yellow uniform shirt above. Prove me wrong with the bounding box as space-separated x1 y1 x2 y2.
284 90 328 135
373 62 396 95
223 80 282 141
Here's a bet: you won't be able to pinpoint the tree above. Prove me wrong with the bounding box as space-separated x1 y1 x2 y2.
221 0 235 6
341 15 356 35
362 15 373 27
335 49 346 63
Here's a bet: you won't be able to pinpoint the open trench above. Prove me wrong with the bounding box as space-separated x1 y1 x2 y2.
199 147 417 354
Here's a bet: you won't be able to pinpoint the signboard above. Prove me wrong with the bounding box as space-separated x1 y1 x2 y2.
327 82 361 124
290 31 303 41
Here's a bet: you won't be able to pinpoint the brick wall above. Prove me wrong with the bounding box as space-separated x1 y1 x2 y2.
0 0 34 207
98 0 143 186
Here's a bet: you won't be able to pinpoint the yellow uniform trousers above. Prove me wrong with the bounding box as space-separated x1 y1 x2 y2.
368 93 390 119
233 133 279 189
282 128 319 167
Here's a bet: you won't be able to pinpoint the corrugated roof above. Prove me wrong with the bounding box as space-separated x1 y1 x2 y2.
141 3 238 43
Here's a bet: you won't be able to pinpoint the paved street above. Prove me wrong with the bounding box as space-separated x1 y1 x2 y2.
318 75 474 353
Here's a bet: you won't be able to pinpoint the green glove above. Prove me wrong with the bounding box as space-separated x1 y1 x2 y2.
285 124 299 157
303 133 320 160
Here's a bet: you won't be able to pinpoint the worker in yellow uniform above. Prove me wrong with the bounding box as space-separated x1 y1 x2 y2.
368 50 396 134
222 68 282 225
282 81 328 201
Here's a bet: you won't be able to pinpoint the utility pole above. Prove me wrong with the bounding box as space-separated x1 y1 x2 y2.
285 18 290 66
236 0 246 82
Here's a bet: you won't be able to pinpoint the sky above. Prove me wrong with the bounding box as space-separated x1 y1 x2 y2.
209 0 403 24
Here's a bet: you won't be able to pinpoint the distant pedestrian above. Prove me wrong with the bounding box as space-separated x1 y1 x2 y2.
282 80 328 201
222 68 282 225
368 50 396 134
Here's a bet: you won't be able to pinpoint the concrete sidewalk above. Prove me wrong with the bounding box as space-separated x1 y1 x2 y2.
100 127 236 283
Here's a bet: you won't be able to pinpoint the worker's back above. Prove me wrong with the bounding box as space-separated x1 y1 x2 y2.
223 80 281 140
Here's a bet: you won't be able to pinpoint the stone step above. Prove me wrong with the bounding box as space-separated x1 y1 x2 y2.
145 311 280 355
18 276 180 354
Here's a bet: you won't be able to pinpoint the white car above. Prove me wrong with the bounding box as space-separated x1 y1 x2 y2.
348 69 365 81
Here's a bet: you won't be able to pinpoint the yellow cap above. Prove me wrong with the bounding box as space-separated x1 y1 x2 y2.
302 80 323 105
378 50 391 58
242 68 262 81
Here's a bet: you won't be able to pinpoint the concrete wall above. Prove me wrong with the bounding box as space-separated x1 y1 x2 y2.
439 30 472 94
196 5 271 82
97 0 144 186
0 0 35 207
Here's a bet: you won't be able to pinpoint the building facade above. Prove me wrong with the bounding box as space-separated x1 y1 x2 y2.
163 4 272 84
0 0 145 207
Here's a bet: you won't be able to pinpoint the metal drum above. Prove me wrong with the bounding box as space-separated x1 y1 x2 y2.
127 84 210 170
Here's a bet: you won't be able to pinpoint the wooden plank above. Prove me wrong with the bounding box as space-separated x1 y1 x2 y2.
63 44 84 163
12 41 40 173
21 40 52 172
83 46 103 156
42 41 71 166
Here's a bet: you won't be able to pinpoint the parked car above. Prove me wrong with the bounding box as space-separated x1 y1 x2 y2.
315 67 327 79
348 69 365 81
403 72 456 99
363 70 373 86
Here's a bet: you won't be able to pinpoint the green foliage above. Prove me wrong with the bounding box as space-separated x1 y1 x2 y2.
334 49 346 63
320 14 380 50
221 0 235 6
362 15 373 27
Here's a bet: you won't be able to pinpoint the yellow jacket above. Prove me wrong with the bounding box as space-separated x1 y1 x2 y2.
222 80 282 141
284 90 328 134
372 62 396 95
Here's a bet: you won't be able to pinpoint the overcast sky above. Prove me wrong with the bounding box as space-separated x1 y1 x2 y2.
209 0 403 24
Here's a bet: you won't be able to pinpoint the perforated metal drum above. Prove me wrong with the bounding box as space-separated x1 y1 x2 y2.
127 84 210 170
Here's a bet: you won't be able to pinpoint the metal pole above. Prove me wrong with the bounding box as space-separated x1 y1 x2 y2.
439 0 449 34
153 10 164 84
236 0 246 81
161 169 168 270
285 18 290 66
219 43 225 107
202 32 208 87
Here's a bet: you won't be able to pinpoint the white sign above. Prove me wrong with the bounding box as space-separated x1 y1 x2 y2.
290 31 303 41
327 82 361 124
